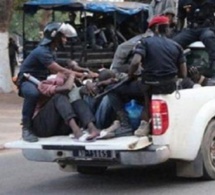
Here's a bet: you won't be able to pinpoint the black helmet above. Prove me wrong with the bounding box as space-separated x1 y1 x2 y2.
40 22 77 45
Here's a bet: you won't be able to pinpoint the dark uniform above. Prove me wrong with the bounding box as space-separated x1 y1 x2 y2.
108 34 185 135
18 45 55 129
19 45 55 79
173 0 215 70
136 35 185 94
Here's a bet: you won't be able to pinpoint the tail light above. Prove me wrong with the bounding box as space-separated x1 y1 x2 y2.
151 100 169 135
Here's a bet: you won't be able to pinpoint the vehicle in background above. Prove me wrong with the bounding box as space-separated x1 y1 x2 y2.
22 0 149 70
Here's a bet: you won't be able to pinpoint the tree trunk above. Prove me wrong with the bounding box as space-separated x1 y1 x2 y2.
0 0 14 93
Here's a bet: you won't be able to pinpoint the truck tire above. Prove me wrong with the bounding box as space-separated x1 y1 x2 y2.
201 120 215 180
77 166 107 175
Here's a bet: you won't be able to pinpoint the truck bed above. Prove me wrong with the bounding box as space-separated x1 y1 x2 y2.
4 135 151 151
5 136 169 167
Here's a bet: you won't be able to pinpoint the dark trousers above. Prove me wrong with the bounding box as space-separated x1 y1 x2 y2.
112 79 146 103
108 79 146 119
173 28 215 67
110 78 176 122
32 94 95 137
9 55 16 77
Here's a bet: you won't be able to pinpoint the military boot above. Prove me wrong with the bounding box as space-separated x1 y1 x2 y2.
134 120 150 137
22 122 38 142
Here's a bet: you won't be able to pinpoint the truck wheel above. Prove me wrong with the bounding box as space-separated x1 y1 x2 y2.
201 120 215 180
77 166 107 175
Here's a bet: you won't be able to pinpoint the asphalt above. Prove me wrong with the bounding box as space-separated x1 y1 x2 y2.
0 90 22 150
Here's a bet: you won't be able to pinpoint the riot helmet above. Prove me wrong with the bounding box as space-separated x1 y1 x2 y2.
40 22 77 45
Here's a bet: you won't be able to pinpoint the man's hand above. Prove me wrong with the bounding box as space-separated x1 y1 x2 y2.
189 66 201 83
86 70 99 79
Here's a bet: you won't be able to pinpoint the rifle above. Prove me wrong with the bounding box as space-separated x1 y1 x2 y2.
95 76 130 99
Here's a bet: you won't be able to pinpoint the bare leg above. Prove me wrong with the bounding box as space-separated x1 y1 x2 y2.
87 122 100 140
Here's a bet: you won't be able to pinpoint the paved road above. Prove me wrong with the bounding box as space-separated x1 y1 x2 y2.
0 151 215 195
0 92 22 150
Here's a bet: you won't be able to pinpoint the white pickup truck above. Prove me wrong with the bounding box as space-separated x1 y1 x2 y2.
5 42 215 180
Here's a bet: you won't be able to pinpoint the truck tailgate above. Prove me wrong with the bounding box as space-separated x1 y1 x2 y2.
4 135 151 151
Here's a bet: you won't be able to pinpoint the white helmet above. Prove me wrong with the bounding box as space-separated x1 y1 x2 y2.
58 23 77 38
40 22 77 45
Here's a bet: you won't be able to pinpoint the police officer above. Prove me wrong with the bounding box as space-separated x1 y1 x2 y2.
173 0 215 73
18 22 77 142
128 15 187 136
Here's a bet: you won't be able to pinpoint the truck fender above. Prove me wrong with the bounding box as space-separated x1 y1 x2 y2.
183 99 215 160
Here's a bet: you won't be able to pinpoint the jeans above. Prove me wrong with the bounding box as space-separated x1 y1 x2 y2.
20 81 40 126
84 95 114 129
95 95 114 129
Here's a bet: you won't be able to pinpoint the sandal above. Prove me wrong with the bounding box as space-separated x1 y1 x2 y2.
73 133 95 142
96 130 115 140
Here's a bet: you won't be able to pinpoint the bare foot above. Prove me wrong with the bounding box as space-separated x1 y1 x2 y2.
73 131 83 139
87 130 100 140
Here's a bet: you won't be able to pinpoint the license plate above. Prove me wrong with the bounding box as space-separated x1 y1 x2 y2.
73 150 114 159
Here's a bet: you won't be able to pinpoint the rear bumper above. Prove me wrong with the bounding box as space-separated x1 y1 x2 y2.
120 145 170 166
22 145 170 166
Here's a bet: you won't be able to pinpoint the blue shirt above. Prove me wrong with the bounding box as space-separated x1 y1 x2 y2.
19 45 56 80
134 35 185 79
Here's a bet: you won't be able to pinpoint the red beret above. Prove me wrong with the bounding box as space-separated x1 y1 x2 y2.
148 16 169 28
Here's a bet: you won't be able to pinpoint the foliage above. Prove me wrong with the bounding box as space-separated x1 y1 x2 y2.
10 8 69 42
9 0 27 38
0 0 14 31
9 11 23 36
14 0 28 9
